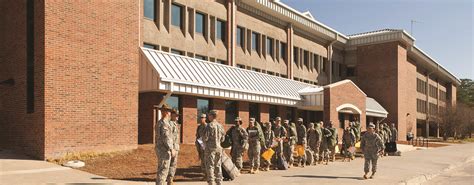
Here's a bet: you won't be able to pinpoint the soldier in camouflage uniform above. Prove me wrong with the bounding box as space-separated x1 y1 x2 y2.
195 113 208 180
229 117 248 170
377 123 387 157
341 126 356 162
320 123 333 165
295 118 307 167
283 120 297 167
361 123 384 179
272 117 287 169
155 104 177 185
262 121 274 171
307 122 322 165
327 121 338 162
352 117 362 142
247 118 262 174
166 109 180 185
203 110 226 185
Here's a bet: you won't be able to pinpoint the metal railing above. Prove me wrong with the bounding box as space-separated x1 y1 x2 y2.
410 137 429 148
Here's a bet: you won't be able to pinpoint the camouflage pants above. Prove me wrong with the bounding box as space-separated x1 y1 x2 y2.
195 142 207 176
248 144 261 169
231 147 244 170
329 145 337 160
364 153 379 173
321 148 330 162
309 141 321 162
167 151 178 182
283 142 294 165
156 149 171 185
271 141 283 165
205 149 223 185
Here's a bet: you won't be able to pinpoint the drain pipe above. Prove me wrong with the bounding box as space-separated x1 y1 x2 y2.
327 34 338 84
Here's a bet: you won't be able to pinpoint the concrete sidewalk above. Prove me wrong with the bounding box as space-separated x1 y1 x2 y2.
1 143 472 185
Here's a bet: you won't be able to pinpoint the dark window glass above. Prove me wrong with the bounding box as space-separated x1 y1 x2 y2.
237 64 245 69
195 12 205 34
293 47 298 66
338 113 345 128
280 42 286 59
197 99 209 122
266 37 273 56
236 27 243 47
313 54 318 71
216 19 226 41
217 59 226 65
249 103 260 123
195 55 207 60
303 50 309 68
225 101 238 124
171 49 183 55
346 67 356 77
143 43 156 49
144 0 155 19
166 96 180 111
269 105 277 122
251 32 259 51
171 4 182 27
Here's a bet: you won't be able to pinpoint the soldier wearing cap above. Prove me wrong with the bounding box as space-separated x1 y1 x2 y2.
271 117 287 168
261 121 274 171
195 113 208 180
327 121 338 162
203 110 225 185
166 108 180 184
295 118 307 167
247 118 262 174
155 104 177 185
283 119 297 168
229 117 248 171
307 122 322 165
320 121 333 165
361 123 384 179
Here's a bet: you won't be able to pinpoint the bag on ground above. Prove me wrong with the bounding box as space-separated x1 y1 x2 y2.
277 156 289 170
305 149 314 165
221 152 240 180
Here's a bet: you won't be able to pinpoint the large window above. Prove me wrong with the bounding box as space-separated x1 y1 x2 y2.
417 78 427 94
236 27 243 47
251 32 259 51
225 101 238 124
269 105 278 122
280 42 286 60
195 12 205 34
303 50 309 68
216 19 226 41
293 47 299 67
429 85 438 98
417 99 427 113
171 4 182 27
144 0 155 19
197 99 210 122
266 37 273 56
249 103 260 123
439 90 447 102
166 96 180 124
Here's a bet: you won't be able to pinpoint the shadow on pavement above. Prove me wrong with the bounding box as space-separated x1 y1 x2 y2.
283 175 364 180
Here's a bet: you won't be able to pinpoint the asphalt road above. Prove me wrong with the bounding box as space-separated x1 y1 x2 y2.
423 160 474 185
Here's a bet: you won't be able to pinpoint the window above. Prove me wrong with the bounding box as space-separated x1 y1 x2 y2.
197 98 210 122
280 42 286 60
266 37 273 56
171 49 184 55
195 12 205 34
251 32 259 52
252 68 261 72
27 0 34 113
195 55 207 60
439 90 447 102
429 103 438 115
339 63 344 77
216 19 226 41
346 67 356 77
429 85 438 98
267 71 275 75
293 47 298 66
269 105 277 122
313 54 318 71
249 103 260 123
217 59 226 65
225 101 238 124
237 64 245 69
417 79 427 94
143 43 156 49
144 0 155 19
171 4 182 27
166 96 181 124
417 99 427 113
322 57 327 72
236 27 244 47
303 50 309 68
338 113 345 128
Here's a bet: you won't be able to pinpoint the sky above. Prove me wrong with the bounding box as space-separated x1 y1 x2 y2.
281 0 473 79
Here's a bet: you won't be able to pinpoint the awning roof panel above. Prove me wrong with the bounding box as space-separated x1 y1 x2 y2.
366 97 388 118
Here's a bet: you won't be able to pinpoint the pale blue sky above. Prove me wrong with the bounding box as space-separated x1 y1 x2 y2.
282 0 473 79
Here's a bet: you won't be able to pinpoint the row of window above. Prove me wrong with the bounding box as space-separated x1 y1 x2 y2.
417 99 443 115
144 43 227 65
293 47 327 72
293 77 318 85
236 64 288 79
236 27 287 61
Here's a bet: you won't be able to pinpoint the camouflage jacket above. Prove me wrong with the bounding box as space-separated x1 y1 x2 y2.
203 120 225 151
360 132 384 155
155 118 173 152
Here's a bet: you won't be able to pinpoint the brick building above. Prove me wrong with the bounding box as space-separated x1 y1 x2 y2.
0 0 459 159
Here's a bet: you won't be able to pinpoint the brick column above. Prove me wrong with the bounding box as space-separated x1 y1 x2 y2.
182 96 197 144
138 92 164 144
277 106 287 121
260 104 270 123
286 24 293 79
226 0 236 66
212 98 226 125
238 101 249 128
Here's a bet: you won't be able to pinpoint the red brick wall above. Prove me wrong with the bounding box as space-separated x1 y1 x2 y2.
138 92 164 144
238 101 249 128
277 106 287 121
43 0 139 159
259 104 270 124
0 0 46 159
396 45 416 139
212 98 228 129
324 81 366 141
181 96 197 144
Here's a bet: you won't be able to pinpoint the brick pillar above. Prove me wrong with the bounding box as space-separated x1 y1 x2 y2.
212 98 226 125
182 96 197 144
277 106 287 121
238 101 249 128
226 0 236 66
260 104 270 123
286 24 293 79
138 92 164 144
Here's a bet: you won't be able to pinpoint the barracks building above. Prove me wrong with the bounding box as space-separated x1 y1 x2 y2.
0 0 459 159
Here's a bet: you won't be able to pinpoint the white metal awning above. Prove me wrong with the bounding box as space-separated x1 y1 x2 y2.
140 48 318 106
366 97 388 118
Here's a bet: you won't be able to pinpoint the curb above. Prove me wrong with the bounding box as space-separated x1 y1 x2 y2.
397 156 474 185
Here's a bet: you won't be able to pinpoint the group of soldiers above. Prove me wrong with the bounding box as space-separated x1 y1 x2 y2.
155 103 398 185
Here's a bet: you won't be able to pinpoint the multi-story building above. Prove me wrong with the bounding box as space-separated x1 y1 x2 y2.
0 0 459 159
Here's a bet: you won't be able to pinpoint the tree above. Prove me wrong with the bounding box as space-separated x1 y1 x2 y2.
439 102 474 140
458 79 474 107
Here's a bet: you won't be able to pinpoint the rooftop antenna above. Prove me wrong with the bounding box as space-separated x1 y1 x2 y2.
410 19 423 36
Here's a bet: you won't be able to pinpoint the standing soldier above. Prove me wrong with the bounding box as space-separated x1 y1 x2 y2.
388 123 398 153
166 109 180 185
327 121 338 162
320 124 333 165
262 121 274 171
341 126 356 162
195 113 208 180
352 117 362 142
203 110 226 185
307 122 322 165
361 123 384 179
229 117 248 171
377 123 387 157
295 118 307 167
247 118 262 174
283 120 297 168
272 117 287 169
155 104 176 185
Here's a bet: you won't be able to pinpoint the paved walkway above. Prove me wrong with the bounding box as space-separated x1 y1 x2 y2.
1 143 472 185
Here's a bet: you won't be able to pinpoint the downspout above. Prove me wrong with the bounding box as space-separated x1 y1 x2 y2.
327 34 338 84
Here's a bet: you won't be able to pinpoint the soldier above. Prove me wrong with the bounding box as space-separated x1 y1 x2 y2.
361 123 384 179
283 120 297 168
376 123 386 157
272 117 287 169
327 121 338 162
352 117 362 142
341 126 356 162
229 117 248 171
295 118 307 167
203 110 226 185
262 121 274 171
247 118 262 174
155 104 176 185
390 123 398 143
307 122 322 165
195 113 208 180
166 109 180 185
320 123 333 165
